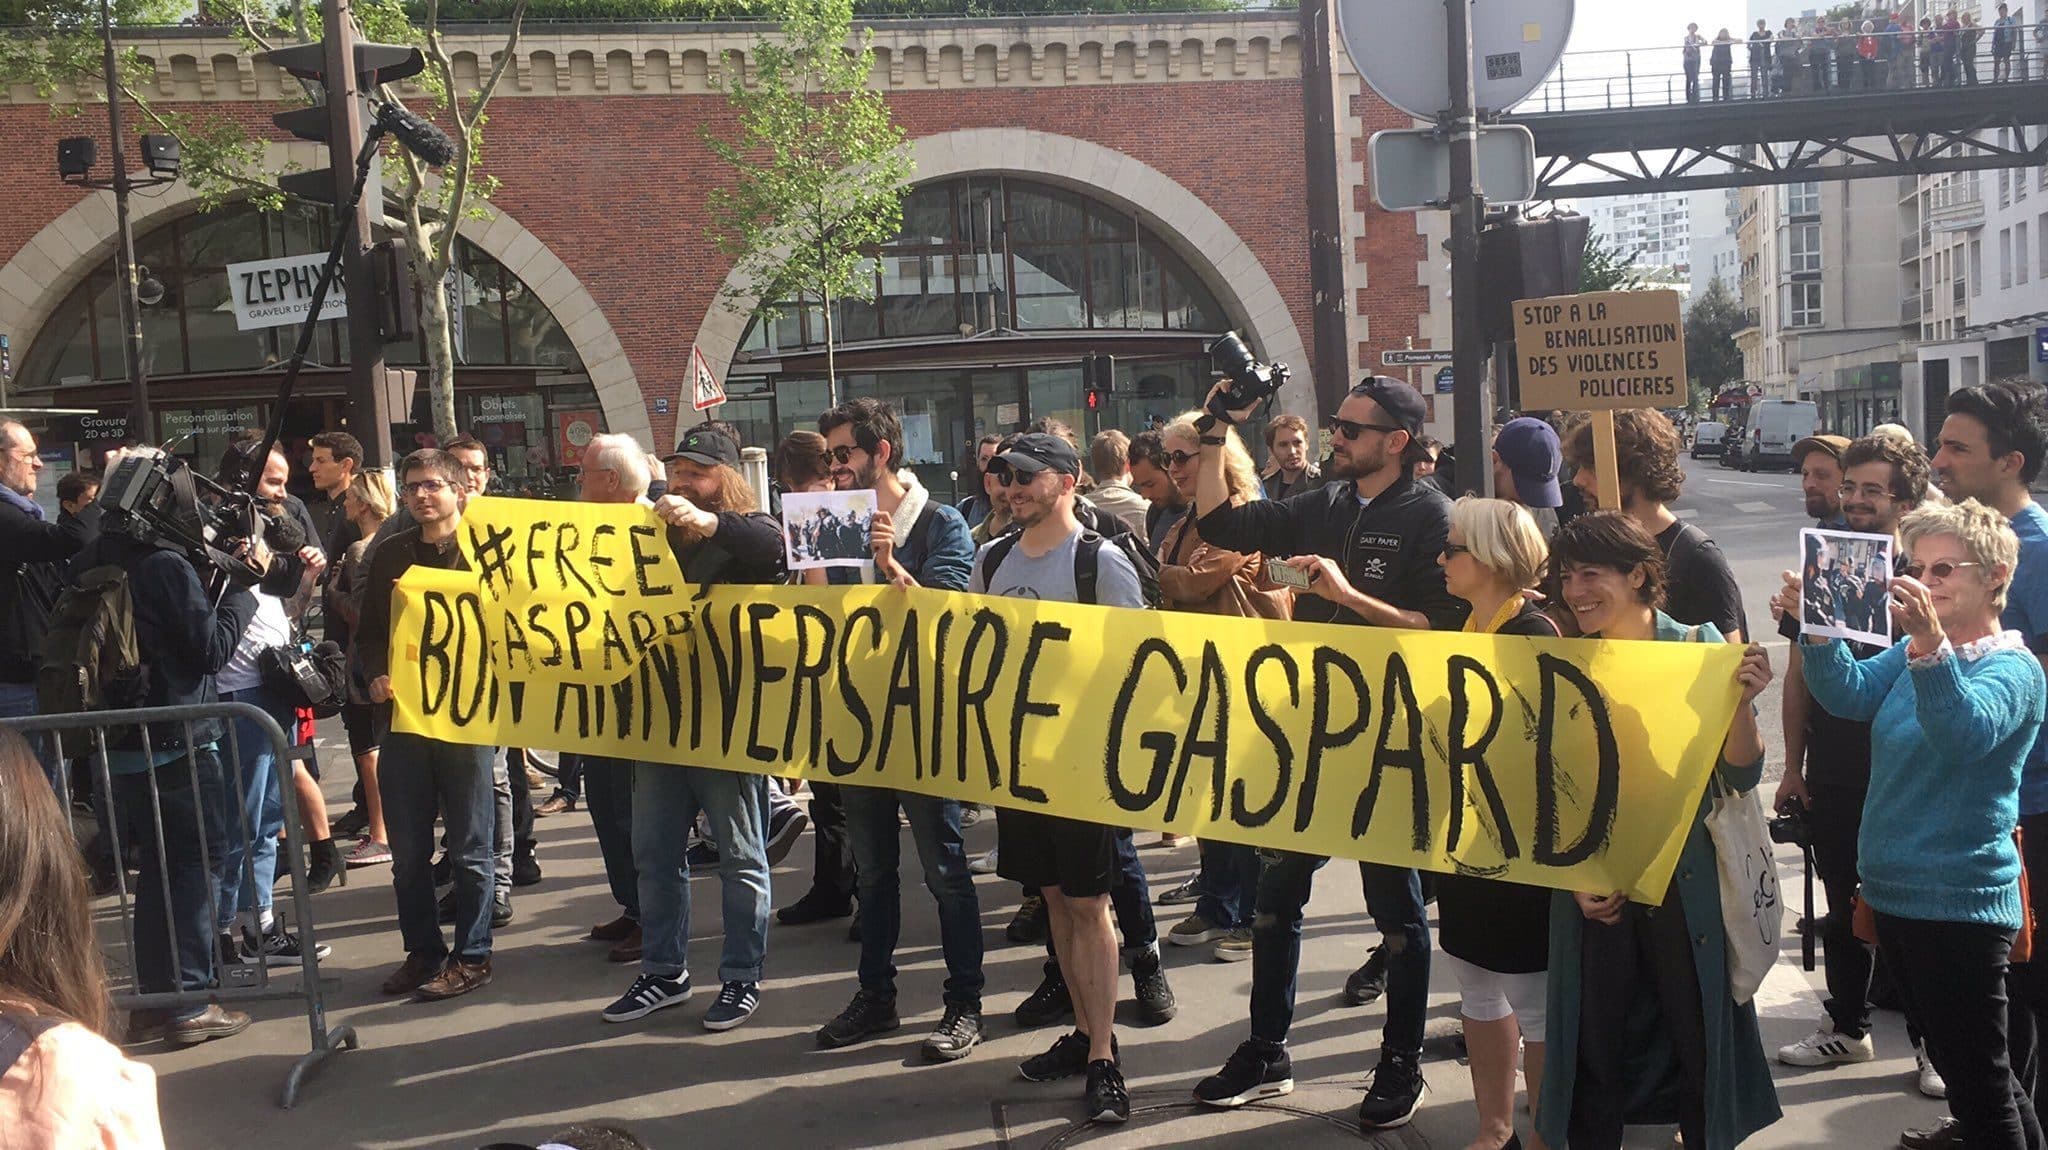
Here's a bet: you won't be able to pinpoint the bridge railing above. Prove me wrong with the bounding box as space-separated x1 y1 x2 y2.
1524 29 2047 113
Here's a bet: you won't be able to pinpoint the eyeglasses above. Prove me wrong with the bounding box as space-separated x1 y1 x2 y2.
1902 560 1981 581
1162 450 1199 468
1441 543 1471 558
1837 483 1895 501
985 461 1034 487
826 445 864 465
1325 418 1403 441
402 479 451 496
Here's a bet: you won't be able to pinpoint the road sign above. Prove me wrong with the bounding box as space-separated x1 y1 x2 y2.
1513 290 1688 412
1383 348 1454 366
690 344 725 411
1368 126 1538 210
1435 366 1456 393
1336 0 1574 117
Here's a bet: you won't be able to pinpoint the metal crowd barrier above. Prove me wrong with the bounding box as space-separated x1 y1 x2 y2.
3 703 357 1109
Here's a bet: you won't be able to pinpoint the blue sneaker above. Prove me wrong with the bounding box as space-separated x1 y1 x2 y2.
601 973 690 1023
703 980 760 1031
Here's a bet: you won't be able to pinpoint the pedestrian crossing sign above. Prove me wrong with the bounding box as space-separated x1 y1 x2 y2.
690 344 725 411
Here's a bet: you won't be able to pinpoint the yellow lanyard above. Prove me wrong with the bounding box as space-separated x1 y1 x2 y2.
1464 596 1523 636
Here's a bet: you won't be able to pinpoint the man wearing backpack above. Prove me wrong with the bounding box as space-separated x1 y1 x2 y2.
807 398 987 1061
1185 376 1464 1128
0 419 96 785
971 432 1145 1125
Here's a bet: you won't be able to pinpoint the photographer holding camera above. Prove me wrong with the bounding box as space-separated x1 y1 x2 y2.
1185 365 1465 1128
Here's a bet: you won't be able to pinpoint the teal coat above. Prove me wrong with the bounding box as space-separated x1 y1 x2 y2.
1536 614 1783 1150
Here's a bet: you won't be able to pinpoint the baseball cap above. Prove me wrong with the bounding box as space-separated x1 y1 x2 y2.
665 426 741 470
1350 376 1429 438
1792 434 1851 466
993 432 1080 477
1493 417 1563 509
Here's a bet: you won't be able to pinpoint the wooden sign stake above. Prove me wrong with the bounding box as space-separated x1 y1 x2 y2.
1593 408 1623 512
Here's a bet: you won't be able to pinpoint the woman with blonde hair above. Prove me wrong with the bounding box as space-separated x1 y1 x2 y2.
330 470 396 868
0 726 165 1148
1434 497 1561 1150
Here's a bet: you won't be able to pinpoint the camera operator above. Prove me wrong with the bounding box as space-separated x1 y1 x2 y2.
0 419 98 783
83 459 271 1046
1187 375 1464 1127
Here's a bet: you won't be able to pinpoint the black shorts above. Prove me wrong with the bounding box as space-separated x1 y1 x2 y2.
341 701 388 760
995 807 1120 898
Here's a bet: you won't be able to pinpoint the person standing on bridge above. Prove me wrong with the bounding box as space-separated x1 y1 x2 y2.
1919 16 1938 86
1711 29 1735 100
1809 18 1836 92
1683 23 1706 102
1776 19 1803 95
1749 19 1774 95
1993 4 2017 83
1859 22 1882 90
1960 12 1984 85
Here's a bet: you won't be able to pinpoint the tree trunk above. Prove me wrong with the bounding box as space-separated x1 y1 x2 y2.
413 235 459 440
822 281 837 407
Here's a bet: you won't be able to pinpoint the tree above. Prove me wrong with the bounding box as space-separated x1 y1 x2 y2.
2 0 527 441
1578 232 1646 292
706 0 912 404
1684 277 1746 399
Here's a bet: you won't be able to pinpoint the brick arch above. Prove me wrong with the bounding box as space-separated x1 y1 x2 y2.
0 140 648 447
686 126 1313 427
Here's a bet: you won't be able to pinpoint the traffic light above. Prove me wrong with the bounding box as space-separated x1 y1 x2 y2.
263 40 427 205
1085 389 1102 411
368 238 416 344
1478 213 1591 343
1083 351 1115 409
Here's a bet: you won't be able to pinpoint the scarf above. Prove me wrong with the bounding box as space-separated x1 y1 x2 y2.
0 483 45 522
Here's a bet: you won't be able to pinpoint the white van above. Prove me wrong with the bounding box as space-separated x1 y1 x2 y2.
1691 421 1728 459
1738 400 1821 471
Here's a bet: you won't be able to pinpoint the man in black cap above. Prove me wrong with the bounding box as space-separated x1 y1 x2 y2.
1492 416 1566 538
1183 376 1464 1129
971 432 1147 1125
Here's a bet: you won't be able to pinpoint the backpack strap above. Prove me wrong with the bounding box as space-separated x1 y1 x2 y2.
0 1014 59 1077
983 532 1023 591
1074 531 1104 607
1664 521 1709 575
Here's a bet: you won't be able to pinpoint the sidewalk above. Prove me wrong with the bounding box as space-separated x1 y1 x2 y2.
134 757 1950 1150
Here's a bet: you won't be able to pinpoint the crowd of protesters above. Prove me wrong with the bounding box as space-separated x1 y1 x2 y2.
1676 5 2048 103
5 371 2048 1147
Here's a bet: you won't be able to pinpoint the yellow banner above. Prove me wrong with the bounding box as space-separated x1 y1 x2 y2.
389 498 1746 903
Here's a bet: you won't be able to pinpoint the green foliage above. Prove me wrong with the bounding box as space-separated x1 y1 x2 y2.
1578 232 1645 293
706 0 911 391
1683 276 1746 396
405 0 1249 22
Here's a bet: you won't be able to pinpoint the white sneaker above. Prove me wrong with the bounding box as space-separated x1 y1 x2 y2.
968 848 998 876
1916 1042 1948 1098
1776 1020 1875 1066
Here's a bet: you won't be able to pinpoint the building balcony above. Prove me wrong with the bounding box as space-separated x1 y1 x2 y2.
1928 178 1986 232
1902 295 1922 325
1735 307 1760 335
1900 234 1921 264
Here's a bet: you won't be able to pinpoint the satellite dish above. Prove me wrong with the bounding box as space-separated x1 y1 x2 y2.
1336 0 1574 118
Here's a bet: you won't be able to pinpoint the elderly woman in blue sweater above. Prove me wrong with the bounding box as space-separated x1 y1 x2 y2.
1785 498 2046 1150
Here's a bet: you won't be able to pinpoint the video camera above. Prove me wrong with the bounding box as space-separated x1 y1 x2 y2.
1206 332 1290 420
98 446 289 592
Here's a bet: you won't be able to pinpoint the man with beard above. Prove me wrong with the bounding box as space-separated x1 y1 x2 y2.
1794 435 1851 527
1184 376 1464 1129
808 398 986 1062
1775 435 1933 1087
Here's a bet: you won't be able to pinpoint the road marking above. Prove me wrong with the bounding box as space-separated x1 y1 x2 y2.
1673 508 1699 520
1735 501 1777 514
1704 478 1784 488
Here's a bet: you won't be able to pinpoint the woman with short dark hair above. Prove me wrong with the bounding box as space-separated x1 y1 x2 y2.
1538 512 1780 1150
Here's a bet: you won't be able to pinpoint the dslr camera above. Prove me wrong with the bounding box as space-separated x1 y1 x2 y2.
99 446 288 592
1768 802 1810 848
1206 332 1290 419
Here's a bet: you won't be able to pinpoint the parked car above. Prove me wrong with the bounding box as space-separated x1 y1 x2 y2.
1736 400 1821 471
1691 421 1729 459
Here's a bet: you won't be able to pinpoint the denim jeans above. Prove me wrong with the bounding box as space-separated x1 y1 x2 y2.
0 680 59 789
584 756 639 919
633 764 770 985
380 732 496 962
113 750 227 1022
491 751 512 890
1194 839 1261 930
1249 853 1431 1055
216 686 293 927
843 787 984 1008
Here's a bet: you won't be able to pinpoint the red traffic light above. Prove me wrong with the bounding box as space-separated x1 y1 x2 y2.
1085 389 1102 411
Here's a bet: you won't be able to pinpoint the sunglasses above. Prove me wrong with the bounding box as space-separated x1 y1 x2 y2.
1325 418 1404 441
985 461 1045 487
1162 450 1199 468
1441 543 1471 558
826 445 865 465
1901 560 1980 581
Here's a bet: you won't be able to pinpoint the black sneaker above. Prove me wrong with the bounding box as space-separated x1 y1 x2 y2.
1357 1051 1428 1129
686 840 720 869
922 1004 985 1062
1014 970 1073 1028
817 988 900 1049
1085 1059 1130 1124
765 805 809 867
601 973 691 1022
1343 944 1388 1006
491 892 513 928
329 807 369 837
511 852 543 887
777 888 855 925
1006 893 1048 944
216 929 249 969
249 923 331 969
1131 948 1177 1026
431 852 453 887
1194 1039 1295 1107
1019 1029 1116 1082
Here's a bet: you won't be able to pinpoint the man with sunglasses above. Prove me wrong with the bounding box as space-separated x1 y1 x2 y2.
1185 376 1463 1128
808 398 987 1062
1776 435 1934 1085
363 449 500 1002
972 432 1146 1124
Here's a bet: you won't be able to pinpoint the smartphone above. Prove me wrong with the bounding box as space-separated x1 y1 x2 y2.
1267 562 1312 591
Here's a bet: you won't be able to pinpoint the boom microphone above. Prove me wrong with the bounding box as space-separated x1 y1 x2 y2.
374 102 457 167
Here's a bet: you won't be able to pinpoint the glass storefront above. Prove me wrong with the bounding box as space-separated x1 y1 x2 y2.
734 176 1244 483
